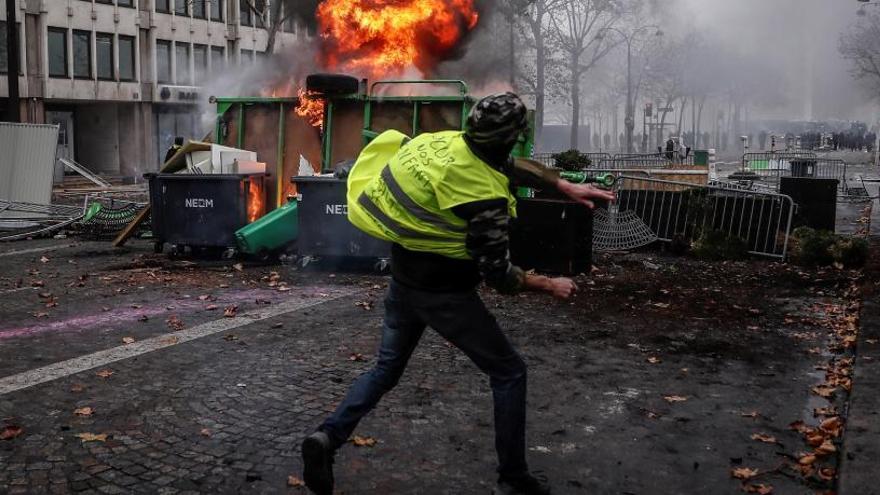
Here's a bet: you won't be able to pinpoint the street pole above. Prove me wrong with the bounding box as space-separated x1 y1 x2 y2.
625 39 633 153
5 0 20 122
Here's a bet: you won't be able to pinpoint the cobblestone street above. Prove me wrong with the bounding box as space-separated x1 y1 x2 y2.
0 238 873 494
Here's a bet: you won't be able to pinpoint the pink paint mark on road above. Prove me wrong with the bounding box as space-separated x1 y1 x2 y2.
0 287 336 340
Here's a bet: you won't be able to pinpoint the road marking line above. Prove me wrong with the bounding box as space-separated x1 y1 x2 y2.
0 288 360 396
0 244 77 258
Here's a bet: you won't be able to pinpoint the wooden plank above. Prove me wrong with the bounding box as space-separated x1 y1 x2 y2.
111 205 151 247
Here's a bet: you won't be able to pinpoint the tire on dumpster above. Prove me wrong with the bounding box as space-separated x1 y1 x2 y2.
306 73 360 95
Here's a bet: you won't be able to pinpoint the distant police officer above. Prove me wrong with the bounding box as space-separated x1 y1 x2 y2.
301 93 614 495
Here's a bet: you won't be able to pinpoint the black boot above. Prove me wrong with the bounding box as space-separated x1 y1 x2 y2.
301 431 335 495
494 472 551 495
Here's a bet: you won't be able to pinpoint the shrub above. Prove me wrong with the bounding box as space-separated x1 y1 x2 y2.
830 236 869 268
551 149 592 171
692 230 749 260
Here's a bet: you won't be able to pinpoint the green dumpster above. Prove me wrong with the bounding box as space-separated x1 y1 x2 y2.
235 200 299 255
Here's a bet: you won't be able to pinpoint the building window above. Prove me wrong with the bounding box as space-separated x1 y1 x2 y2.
96 33 114 80
156 39 172 83
156 0 170 13
193 44 207 82
210 0 224 22
0 21 8 74
119 35 136 81
253 0 265 28
48 27 68 78
283 8 296 33
210 46 224 72
118 0 135 7
95 0 113 4
239 0 252 26
175 42 190 84
174 0 188 16
73 30 91 79
193 0 206 19
240 48 253 65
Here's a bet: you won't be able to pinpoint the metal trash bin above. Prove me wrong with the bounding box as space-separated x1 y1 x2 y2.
292 176 390 263
510 191 595 275
146 173 265 253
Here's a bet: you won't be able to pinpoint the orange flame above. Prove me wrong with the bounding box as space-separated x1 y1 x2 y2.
248 179 265 223
316 0 479 79
295 89 326 130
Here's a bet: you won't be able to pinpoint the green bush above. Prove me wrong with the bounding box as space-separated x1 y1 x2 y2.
692 230 749 260
551 149 592 171
830 236 869 268
789 227 868 268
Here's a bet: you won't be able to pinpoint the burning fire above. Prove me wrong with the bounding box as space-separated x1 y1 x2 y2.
316 0 479 79
248 179 265 223
295 89 327 130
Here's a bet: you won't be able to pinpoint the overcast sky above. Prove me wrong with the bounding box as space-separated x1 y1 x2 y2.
676 0 877 122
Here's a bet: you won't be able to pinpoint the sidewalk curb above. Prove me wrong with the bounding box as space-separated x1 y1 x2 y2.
838 233 880 495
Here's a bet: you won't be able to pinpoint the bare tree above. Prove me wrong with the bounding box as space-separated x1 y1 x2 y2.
547 0 621 149
241 0 319 55
516 0 566 147
840 10 880 100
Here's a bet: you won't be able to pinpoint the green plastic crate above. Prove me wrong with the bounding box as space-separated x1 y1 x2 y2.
235 200 299 255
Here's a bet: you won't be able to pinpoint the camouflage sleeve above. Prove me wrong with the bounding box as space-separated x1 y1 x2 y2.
452 200 526 294
505 157 561 189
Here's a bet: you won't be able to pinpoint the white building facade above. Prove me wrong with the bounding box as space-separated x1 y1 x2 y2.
0 0 310 180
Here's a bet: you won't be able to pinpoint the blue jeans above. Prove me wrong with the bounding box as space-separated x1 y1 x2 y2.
319 280 529 478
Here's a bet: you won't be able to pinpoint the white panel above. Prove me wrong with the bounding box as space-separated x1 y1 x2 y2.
0 123 60 214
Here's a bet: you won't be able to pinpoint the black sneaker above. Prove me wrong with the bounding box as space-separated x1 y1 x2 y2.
302 431 335 495
494 472 551 495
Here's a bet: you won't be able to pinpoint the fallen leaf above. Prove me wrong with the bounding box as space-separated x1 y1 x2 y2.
819 416 842 437
39 256 49 263
75 432 107 443
160 336 179 346
741 411 759 419
731 467 759 480
138 315 149 322
798 453 817 465
122 337 135 345
206 304 219 311
351 435 376 447
166 315 185 331
74 407 93 416
663 395 687 403
814 439 836 456
198 295 210 301
271 323 283 329
224 305 238 318
0 425 23 440
233 263 244 271
355 301 374 311
199 428 212 437
811 385 836 399
750 433 777 444
743 483 773 494
223 334 238 341
817 467 836 481
31 312 49 318
38 292 52 299
287 475 305 487
95 369 114 378
70 383 85 393
647 356 661 364
349 353 365 362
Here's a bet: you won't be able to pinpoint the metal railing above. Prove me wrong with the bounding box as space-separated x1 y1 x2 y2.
607 175 794 259
741 152 849 194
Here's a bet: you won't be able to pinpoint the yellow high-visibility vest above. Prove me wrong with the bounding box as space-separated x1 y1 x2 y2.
347 130 517 259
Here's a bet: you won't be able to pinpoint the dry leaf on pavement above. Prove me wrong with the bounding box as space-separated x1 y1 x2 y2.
815 440 836 456
731 467 759 480
798 453 817 465
39 256 49 263
75 432 107 443
817 467 836 481
73 407 93 416
95 369 114 378
166 315 185 331
287 475 305 487
647 357 661 364
663 395 687 403
0 425 23 440
160 336 179 346
351 435 377 447
199 428 212 437
224 305 238 317
743 483 773 494
122 337 135 345
349 353 365 362
750 433 777 444
70 383 85 393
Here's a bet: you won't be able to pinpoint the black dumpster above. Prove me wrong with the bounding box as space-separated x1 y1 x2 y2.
780 177 838 231
293 176 390 261
510 194 594 275
146 173 265 253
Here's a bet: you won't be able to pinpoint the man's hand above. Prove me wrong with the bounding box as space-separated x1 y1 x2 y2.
557 180 616 209
524 274 578 300
546 277 578 300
